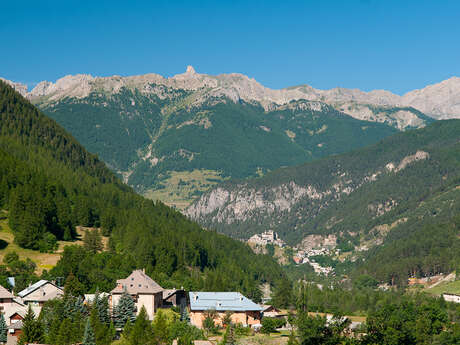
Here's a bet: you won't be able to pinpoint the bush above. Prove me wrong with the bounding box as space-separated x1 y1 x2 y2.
203 316 217 334
261 317 286 334
234 323 252 336
38 233 57 253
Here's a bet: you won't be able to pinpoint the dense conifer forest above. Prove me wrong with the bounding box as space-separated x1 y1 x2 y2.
0 80 284 299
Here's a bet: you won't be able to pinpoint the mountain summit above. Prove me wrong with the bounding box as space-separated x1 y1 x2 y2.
3 69 460 120
1 68 453 208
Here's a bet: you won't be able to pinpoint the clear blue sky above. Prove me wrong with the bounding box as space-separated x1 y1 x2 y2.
1 0 459 94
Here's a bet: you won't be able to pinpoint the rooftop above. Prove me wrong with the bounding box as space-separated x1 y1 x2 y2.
17 280 61 298
111 269 163 295
189 292 262 312
0 285 13 299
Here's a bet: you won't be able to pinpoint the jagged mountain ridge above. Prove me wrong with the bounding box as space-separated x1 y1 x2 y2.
0 68 440 208
3 67 460 121
186 120 460 251
0 79 285 296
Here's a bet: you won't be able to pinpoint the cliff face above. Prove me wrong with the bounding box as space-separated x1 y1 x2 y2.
186 119 460 248
186 150 430 228
3 67 454 210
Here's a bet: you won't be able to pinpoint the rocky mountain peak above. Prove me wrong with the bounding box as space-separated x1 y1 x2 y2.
185 65 196 74
0 77 28 97
3 69 460 120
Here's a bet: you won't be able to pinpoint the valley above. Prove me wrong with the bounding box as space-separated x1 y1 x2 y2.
3 68 445 209
4 1 460 344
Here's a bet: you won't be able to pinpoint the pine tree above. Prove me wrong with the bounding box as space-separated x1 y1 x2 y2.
95 291 110 325
64 271 85 296
113 290 136 328
18 305 43 345
82 318 95 345
128 306 153 345
152 309 169 344
56 318 73 345
287 329 299 345
0 313 7 344
83 229 103 253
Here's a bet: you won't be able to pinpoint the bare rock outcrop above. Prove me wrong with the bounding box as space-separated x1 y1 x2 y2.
4 66 459 124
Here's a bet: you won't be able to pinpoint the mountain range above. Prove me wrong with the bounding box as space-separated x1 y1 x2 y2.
0 79 284 297
3 68 455 208
2 68 460 285
3 67 460 120
186 119 460 283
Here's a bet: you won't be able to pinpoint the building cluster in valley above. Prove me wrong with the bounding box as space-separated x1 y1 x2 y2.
248 230 286 247
0 269 277 345
248 230 337 276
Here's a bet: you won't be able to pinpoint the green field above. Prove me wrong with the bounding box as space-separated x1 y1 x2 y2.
143 169 227 209
0 210 105 274
425 278 460 296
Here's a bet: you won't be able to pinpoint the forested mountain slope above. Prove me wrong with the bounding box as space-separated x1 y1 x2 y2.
0 80 284 298
36 91 401 209
187 120 460 283
3 68 436 208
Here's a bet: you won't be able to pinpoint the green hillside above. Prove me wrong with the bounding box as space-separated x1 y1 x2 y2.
188 120 460 285
0 80 284 298
37 90 400 207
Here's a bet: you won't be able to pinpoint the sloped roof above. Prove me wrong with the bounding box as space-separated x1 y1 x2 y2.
84 292 110 304
4 301 27 324
22 289 63 302
261 305 282 313
189 292 262 312
0 285 13 299
8 320 23 330
18 280 51 298
111 270 163 295
163 289 179 300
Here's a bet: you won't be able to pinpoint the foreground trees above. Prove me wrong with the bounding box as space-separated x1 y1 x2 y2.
288 282 460 345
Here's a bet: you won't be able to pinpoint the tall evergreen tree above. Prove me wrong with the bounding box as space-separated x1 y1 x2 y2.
82 318 95 345
113 289 136 328
94 291 110 325
83 229 103 253
0 313 7 344
55 318 73 345
128 306 153 345
64 271 85 296
18 305 43 345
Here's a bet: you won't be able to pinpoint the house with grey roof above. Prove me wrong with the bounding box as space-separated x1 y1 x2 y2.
162 289 186 308
17 280 63 308
188 292 262 328
110 269 163 320
0 284 41 345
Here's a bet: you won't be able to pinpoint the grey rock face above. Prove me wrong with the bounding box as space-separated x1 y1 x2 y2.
3 67 459 122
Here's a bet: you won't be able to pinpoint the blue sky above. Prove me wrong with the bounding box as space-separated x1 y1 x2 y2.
1 0 459 94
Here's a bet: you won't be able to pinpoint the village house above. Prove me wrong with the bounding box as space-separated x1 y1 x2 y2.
17 280 64 308
162 289 187 308
0 285 16 314
0 285 39 345
110 269 163 320
442 293 460 303
84 292 111 305
188 292 262 329
261 305 283 318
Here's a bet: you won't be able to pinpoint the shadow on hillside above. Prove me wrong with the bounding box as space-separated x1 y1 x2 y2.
0 239 8 250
